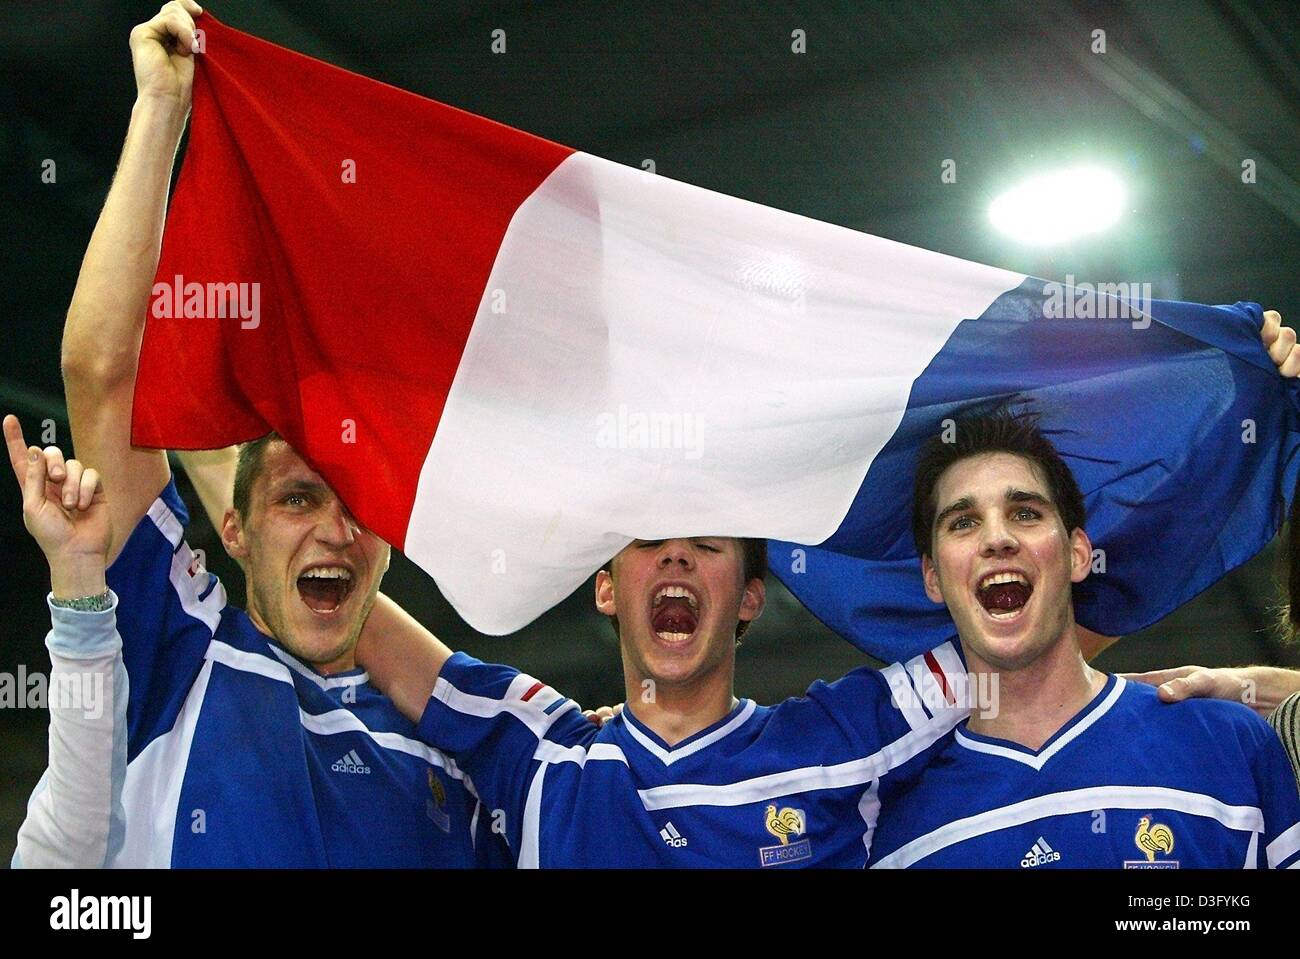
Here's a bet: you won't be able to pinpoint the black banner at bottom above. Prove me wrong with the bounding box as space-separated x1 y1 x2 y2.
0 868 1287 945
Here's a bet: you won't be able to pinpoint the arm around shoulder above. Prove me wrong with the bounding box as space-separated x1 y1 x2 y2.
356 594 454 723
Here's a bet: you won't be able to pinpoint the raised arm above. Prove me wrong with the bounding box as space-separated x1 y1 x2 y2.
176 445 237 528
61 1 204 564
7 415 127 868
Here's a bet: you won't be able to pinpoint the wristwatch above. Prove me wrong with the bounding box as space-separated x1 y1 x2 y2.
50 589 113 612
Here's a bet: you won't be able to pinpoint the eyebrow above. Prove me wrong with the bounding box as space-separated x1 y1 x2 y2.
934 496 974 529
1007 489 1051 507
934 488 1054 528
268 478 331 498
635 537 724 546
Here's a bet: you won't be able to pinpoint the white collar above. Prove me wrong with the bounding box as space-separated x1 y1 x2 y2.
621 699 756 766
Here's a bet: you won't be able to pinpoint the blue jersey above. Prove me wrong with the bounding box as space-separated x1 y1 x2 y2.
868 675 1300 868
105 480 505 867
414 647 969 867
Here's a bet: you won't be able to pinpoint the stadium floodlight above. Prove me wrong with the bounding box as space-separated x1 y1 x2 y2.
988 166 1126 245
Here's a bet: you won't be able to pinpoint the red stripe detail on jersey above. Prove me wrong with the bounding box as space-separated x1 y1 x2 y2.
924 651 956 705
520 681 546 702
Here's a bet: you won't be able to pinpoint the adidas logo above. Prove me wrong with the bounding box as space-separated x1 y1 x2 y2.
659 822 688 848
1020 836 1061 868
331 749 371 775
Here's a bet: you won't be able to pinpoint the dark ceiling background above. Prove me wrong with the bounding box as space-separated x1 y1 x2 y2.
2 0 1299 862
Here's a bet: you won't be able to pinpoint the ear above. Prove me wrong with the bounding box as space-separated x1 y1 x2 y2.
221 507 249 561
594 568 617 618
922 552 945 604
739 577 766 625
1068 527 1093 584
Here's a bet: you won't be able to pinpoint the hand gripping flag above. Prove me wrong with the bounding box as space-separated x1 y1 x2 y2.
134 15 1300 660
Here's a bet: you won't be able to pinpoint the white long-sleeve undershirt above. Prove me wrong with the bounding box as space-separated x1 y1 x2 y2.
13 592 128 868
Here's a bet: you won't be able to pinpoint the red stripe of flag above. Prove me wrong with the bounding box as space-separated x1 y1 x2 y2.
520 681 546 703
133 14 573 551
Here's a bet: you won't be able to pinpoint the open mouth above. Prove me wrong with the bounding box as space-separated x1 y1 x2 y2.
976 571 1033 621
650 584 700 642
296 565 356 615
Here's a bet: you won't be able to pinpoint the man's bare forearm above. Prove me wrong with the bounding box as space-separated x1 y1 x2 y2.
62 96 187 384
1249 666 1300 714
176 446 237 527
1124 663 1300 716
357 595 451 724
60 92 188 562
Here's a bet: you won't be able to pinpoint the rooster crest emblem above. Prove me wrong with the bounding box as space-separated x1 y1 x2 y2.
425 769 451 833
764 805 805 845
1134 816 1175 862
427 768 446 806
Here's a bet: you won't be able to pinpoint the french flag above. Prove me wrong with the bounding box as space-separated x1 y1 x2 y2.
134 16 1300 660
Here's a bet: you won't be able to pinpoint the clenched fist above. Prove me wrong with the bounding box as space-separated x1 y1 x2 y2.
129 0 204 110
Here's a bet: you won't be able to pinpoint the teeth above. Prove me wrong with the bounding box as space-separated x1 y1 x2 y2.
301 566 353 580
979 571 1029 590
988 608 1020 620
652 585 699 609
655 631 693 643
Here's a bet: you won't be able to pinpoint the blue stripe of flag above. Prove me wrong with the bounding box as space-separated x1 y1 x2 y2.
773 281 1300 661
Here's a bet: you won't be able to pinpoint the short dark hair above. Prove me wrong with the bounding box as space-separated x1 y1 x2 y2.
738 538 769 586
733 538 767 640
910 411 1086 558
607 537 768 641
232 432 283 518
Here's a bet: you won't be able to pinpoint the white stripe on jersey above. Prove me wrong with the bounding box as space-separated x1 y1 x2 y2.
299 702 467 780
433 672 580 741
114 659 215 867
953 678 1127 771
519 763 548 869
147 493 185 548
881 641 968 731
587 742 629 764
927 643 967 694
859 778 882 859
207 640 293 684
880 662 931 732
1267 820 1300 868
871 784 1266 869
534 740 598 764
168 539 226 634
266 643 369 690
904 649 952 718
113 514 225 868
206 639 469 781
147 492 228 633
532 740 632 767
